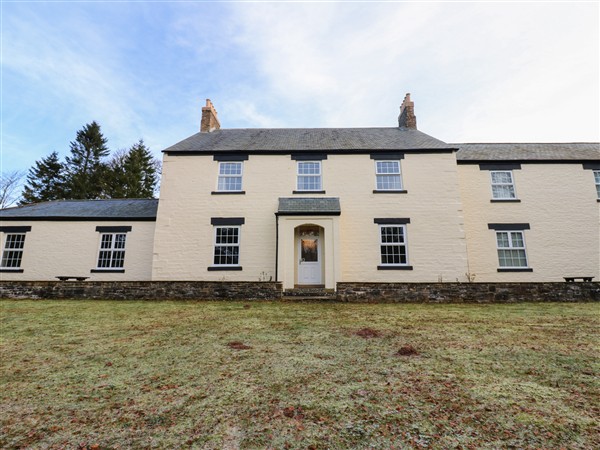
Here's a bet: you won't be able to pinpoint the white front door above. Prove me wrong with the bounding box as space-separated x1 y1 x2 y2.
298 227 322 285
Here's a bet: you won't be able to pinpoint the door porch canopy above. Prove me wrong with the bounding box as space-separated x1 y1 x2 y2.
276 198 341 290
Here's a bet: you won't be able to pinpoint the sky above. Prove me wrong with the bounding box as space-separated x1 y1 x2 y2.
1 1 599 175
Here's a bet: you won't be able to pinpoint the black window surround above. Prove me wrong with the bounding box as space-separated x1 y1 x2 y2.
211 191 246 195
370 153 405 160
293 190 326 194
90 269 126 273
96 226 132 233
0 227 31 272
377 265 413 271
479 163 522 171
488 223 530 231
0 226 31 233
92 228 130 273
497 268 534 273
213 154 249 161
490 199 521 203
582 163 600 170
291 153 328 161
207 266 243 271
373 189 408 194
211 217 245 226
374 218 411 224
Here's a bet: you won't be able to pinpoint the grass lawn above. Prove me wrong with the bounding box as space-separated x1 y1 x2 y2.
0 300 598 449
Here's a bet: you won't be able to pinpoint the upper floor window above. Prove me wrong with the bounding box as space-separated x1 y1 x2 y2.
496 231 528 268
490 170 516 200
297 161 322 191
594 170 600 199
1 234 26 269
375 161 402 191
97 233 127 269
217 162 243 192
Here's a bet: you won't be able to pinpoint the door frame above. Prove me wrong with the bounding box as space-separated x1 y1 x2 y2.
296 225 323 286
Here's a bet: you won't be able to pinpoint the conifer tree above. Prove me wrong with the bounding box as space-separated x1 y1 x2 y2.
123 140 158 198
64 121 110 199
20 151 65 205
106 140 158 198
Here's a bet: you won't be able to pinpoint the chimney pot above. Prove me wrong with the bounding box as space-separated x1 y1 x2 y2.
201 98 221 132
398 93 417 129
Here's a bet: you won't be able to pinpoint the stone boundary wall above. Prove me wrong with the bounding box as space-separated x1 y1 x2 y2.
0 281 598 302
336 282 600 303
0 281 282 301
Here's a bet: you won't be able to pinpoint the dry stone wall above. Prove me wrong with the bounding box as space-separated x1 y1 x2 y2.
0 281 282 300
336 282 600 303
0 281 598 302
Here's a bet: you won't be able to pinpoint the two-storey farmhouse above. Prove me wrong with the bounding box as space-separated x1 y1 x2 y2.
2 95 599 290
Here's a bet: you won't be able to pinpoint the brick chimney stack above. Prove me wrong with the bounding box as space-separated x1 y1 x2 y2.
201 99 220 133
398 93 417 129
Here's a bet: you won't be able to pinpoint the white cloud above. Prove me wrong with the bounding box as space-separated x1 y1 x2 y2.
1 5 161 167
226 2 599 141
1 2 597 175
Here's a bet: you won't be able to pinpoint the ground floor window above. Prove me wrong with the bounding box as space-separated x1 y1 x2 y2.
379 225 408 266
594 170 600 198
97 233 127 269
1 234 26 269
496 231 528 268
213 226 240 266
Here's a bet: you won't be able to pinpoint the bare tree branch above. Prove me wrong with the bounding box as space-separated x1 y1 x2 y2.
0 171 25 209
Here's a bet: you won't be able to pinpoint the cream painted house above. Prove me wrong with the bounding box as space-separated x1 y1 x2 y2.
2 96 599 288
0 199 157 281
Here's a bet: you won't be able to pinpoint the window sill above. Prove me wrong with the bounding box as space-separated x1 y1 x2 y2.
373 190 407 194
207 266 243 271
90 269 125 273
497 268 533 272
211 191 246 195
490 199 521 203
293 190 326 194
0 268 24 273
377 265 413 270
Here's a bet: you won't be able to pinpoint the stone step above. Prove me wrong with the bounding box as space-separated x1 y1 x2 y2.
284 288 336 298
281 295 338 302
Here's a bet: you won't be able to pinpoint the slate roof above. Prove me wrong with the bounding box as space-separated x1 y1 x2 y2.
455 143 600 162
0 199 159 221
277 197 341 215
165 127 452 153
165 128 599 162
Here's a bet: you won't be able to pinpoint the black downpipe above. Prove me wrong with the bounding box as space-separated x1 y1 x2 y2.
275 213 279 282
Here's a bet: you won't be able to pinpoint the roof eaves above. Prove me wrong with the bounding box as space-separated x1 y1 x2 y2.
0 216 157 222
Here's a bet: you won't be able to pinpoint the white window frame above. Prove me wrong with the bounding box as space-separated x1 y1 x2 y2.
490 170 517 200
379 224 409 266
375 160 403 191
1 233 26 269
495 230 529 269
296 161 322 191
594 170 600 199
217 162 243 192
96 233 127 269
212 226 241 267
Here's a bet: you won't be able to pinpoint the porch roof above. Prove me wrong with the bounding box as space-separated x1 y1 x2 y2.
277 197 341 216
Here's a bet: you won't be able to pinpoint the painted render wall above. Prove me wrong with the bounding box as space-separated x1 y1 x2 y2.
457 164 600 282
0 221 155 281
151 152 469 284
